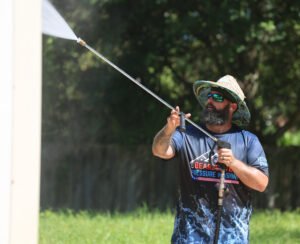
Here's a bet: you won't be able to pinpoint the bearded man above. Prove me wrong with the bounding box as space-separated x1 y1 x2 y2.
152 75 269 244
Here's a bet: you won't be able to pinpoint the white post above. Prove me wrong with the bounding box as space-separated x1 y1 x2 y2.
0 0 41 243
0 0 13 243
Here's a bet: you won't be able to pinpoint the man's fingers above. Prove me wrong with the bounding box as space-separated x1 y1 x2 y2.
169 106 192 125
185 113 192 118
167 112 180 124
171 106 180 115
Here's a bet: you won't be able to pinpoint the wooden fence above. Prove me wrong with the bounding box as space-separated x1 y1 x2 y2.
40 143 300 211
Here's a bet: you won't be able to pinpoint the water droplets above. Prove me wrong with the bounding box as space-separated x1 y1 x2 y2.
42 0 77 41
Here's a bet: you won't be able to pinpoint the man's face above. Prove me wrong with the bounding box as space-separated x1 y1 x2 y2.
202 91 232 125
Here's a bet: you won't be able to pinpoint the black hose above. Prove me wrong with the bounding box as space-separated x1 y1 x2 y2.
214 205 223 244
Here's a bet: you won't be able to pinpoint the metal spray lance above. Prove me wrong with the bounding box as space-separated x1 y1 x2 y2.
77 38 217 139
77 37 231 243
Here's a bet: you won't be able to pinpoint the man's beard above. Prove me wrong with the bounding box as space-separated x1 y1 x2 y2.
202 104 230 125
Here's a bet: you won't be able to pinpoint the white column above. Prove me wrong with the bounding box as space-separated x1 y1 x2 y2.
0 0 42 244
0 0 13 243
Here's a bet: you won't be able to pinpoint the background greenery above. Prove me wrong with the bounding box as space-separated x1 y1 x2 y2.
43 0 300 146
42 0 300 211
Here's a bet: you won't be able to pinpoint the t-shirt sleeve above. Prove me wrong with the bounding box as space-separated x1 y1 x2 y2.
246 135 269 177
171 128 184 153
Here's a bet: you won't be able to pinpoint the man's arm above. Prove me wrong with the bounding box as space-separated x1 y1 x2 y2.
218 148 269 192
152 106 191 159
230 159 268 192
152 126 175 159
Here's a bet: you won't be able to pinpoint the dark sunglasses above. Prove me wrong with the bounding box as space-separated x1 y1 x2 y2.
207 92 225 102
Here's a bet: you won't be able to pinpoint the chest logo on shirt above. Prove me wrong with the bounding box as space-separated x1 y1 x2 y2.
189 151 239 184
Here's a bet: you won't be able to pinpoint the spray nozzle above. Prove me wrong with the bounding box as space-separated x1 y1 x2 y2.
77 37 86 46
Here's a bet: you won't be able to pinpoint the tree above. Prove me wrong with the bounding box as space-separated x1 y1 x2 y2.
43 0 300 146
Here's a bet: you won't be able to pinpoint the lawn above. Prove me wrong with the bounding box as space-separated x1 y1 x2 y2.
39 208 300 244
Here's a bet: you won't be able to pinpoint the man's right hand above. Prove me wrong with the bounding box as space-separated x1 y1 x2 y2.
152 106 191 159
165 106 192 135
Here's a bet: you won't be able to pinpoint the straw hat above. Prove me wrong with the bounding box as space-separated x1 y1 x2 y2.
193 75 250 127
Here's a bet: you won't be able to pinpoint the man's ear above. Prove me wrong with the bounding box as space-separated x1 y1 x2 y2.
230 103 238 113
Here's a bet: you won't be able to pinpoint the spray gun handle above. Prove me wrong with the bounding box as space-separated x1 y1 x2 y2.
216 140 231 169
179 112 186 132
217 140 231 150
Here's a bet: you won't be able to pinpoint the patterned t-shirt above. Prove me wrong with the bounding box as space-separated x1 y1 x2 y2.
170 125 269 244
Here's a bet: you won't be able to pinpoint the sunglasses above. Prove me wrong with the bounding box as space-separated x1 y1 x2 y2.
207 92 225 102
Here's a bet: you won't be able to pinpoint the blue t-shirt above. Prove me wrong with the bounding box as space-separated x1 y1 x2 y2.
170 125 269 244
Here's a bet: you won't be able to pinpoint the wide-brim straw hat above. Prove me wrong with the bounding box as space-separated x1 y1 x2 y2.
193 75 251 127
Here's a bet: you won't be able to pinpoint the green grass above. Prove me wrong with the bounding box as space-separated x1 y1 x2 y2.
39 208 174 244
250 210 300 244
39 209 300 244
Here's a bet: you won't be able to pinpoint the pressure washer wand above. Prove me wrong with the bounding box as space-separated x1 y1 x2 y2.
77 38 218 142
213 140 231 244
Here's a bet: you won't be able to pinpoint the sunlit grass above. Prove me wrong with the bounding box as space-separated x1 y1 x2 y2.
250 210 300 244
39 208 300 244
39 208 174 244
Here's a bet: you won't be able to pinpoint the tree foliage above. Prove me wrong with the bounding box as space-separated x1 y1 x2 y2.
43 0 300 146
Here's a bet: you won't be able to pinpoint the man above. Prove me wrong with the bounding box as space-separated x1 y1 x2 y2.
152 75 269 243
